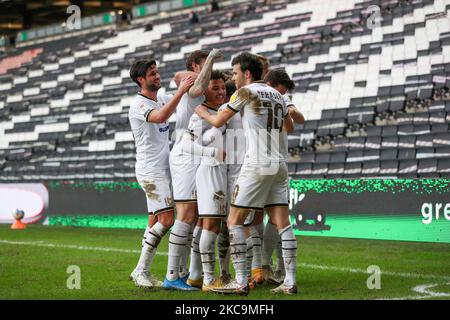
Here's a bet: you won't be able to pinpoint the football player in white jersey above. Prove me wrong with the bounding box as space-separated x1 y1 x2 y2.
243 55 304 286
195 52 298 295
262 68 304 283
163 49 223 291
217 77 239 284
177 71 228 292
128 59 194 288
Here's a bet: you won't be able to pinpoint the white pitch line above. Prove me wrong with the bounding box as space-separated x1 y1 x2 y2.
412 283 450 298
1 239 449 282
0 239 164 255
378 283 450 300
298 263 450 281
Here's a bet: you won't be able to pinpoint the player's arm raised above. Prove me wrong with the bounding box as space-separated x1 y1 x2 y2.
147 76 194 123
288 105 305 124
284 113 294 133
188 48 223 97
195 105 235 128
173 71 198 87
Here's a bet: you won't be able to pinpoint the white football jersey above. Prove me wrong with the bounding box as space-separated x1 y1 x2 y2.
188 102 225 166
283 94 294 108
281 94 294 162
220 103 245 169
227 82 288 165
129 92 172 175
173 93 205 145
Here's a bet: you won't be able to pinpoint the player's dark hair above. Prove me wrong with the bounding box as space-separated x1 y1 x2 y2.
231 52 263 81
225 80 236 98
220 69 233 81
186 50 209 71
256 54 270 73
129 59 156 87
264 68 295 91
210 70 227 82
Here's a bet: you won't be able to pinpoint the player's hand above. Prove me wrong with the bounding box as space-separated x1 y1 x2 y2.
288 106 295 116
178 76 195 94
209 48 223 61
195 105 209 118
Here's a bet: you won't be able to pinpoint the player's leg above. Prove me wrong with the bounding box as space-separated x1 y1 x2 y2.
199 218 221 291
264 163 297 294
217 221 231 283
262 216 283 285
220 165 237 284
131 173 174 288
163 201 199 290
211 166 271 295
187 218 203 288
266 206 297 294
131 212 172 288
195 164 227 291
243 212 255 289
139 214 156 248
164 157 199 290
179 216 196 280
269 215 285 280
250 210 264 284
227 206 252 290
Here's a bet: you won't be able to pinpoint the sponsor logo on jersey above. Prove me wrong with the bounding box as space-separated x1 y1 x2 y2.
159 125 170 132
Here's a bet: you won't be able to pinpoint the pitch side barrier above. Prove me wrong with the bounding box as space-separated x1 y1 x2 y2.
288 179 450 243
11 179 444 243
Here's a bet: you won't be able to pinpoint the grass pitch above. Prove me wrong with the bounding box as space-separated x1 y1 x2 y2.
0 224 449 300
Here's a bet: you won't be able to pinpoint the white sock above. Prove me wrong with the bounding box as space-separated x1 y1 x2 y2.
166 220 191 281
229 225 248 286
262 222 279 267
249 225 262 270
189 225 203 281
141 226 150 247
179 223 195 278
279 225 297 286
246 235 253 276
199 229 218 285
217 224 230 275
276 239 285 275
135 222 167 273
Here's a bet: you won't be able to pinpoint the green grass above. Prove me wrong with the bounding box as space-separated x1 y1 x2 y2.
0 225 449 300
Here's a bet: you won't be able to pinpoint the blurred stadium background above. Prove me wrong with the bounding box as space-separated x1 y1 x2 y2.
1 0 450 300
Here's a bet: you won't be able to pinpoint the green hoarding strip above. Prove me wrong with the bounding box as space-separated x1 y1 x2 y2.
48 214 450 244
47 179 450 195
49 215 147 229
183 0 195 7
138 6 146 16
290 179 450 195
293 214 450 243
103 14 111 24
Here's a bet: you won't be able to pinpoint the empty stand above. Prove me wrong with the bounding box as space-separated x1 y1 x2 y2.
1 0 450 181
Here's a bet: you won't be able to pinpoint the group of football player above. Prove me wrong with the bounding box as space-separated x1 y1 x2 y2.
128 48 304 295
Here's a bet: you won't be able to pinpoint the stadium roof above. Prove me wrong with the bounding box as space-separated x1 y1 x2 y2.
0 0 153 38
